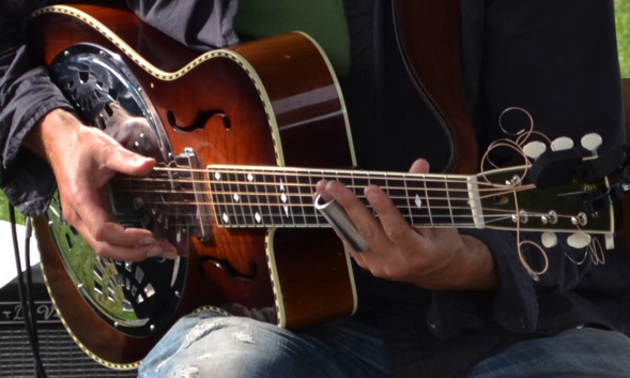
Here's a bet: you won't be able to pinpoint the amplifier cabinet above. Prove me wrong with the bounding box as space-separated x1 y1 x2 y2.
0 268 137 377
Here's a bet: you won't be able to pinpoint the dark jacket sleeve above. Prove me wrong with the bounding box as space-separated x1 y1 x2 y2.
0 0 75 216
0 0 240 216
124 0 239 51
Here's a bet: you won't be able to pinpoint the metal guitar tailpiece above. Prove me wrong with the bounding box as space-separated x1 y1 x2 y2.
314 194 370 252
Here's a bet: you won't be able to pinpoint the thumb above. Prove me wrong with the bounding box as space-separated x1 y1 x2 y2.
409 158 430 174
106 146 155 176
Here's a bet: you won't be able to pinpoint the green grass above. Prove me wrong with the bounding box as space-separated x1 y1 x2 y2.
1 3 630 223
0 190 25 225
617 0 630 77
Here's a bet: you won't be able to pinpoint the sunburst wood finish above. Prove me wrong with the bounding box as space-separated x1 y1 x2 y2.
29 4 356 367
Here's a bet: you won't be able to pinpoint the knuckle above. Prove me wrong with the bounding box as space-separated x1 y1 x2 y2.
357 225 376 241
385 226 409 242
382 263 406 281
91 225 108 242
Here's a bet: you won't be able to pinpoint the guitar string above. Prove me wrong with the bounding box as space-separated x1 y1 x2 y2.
107 174 583 228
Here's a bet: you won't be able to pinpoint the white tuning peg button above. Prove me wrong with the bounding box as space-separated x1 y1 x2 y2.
605 234 615 250
580 133 603 153
567 232 592 249
551 136 574 151
541 232 557 248
523 141 547 159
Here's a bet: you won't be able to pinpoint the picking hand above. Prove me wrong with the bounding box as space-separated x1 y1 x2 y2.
316 159 498 291
28 108 178 261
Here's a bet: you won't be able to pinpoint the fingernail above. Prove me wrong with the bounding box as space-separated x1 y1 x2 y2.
146 247 163 257
365 189 380 204
139 236 157 245
163 252 179 260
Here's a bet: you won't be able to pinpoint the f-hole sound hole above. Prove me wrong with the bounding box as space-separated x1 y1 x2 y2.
167 109 230 132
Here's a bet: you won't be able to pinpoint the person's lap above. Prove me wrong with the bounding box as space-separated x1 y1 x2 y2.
139 310 630 378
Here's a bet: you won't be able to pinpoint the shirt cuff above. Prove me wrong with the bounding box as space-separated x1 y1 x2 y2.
427 229 538 339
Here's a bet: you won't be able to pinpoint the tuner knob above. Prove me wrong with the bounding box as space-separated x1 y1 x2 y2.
580 133 603 154
551 136 574 151
523 141 547 159
541 232 557 248
567 232 592 249
605 234 615 250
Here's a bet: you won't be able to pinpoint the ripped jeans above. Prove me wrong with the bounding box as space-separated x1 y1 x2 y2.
138 308 390 378
139 308 630 378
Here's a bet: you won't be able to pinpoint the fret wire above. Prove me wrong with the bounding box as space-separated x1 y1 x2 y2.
423 176 434 226
402 172 415 227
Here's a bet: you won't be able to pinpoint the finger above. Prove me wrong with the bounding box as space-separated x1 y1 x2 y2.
409 158 430 174
104 145 155 176
83 228 178 262
323 180 394 257
314 179 332 202
364 185 419 252
69 176 158 249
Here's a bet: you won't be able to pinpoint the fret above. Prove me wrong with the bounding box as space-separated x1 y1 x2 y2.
402 174 415 225
312 169 329 226
246 170 272 227
407 174 433 227
296 169 317 226
284 168 306 226
350 171 371 209
386 173 409 221
444 179 455 226
258 171 279 226
227 169 246 226
273 171 291 226
237 169 256 226
230 168 256 227
209 170 225 226
365 172 386 217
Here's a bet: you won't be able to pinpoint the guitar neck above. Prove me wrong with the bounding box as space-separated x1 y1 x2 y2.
208 165 483 230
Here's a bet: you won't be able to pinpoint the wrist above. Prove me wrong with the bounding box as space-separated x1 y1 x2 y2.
455 234 499 291
24 108 80 163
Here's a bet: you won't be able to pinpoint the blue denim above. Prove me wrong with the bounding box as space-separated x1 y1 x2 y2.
139 309 389 378
463 327 630 378
139 309 630 378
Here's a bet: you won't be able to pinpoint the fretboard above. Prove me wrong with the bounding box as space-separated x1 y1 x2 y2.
207 165 482 229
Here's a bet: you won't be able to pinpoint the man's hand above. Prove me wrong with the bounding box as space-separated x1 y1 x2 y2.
26 108 178 261
316 159 499 291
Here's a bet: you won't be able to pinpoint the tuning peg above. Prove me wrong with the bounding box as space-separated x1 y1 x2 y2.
541 232 557 248
551 136 574 151
523 141 547 159
605 234 615 250
567 232 592 249
580 133 603 154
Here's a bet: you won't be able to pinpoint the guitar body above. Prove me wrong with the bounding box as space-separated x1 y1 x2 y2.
30 5 356 368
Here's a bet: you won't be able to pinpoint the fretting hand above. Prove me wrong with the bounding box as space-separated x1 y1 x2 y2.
316 158 499 291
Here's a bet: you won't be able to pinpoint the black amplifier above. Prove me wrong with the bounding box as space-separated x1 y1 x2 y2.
0 267 137 378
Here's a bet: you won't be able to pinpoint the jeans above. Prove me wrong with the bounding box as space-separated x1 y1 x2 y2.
139 309 630 378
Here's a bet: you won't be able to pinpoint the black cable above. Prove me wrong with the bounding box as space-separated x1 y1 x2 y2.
24 218 41 353
9 205 47 378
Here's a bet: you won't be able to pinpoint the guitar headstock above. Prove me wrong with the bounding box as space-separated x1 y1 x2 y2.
477 125 619 260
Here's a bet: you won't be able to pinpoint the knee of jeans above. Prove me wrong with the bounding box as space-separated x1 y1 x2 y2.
141 316 308 378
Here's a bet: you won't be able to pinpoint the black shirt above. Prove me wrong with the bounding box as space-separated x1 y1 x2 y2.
1 1 629 377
